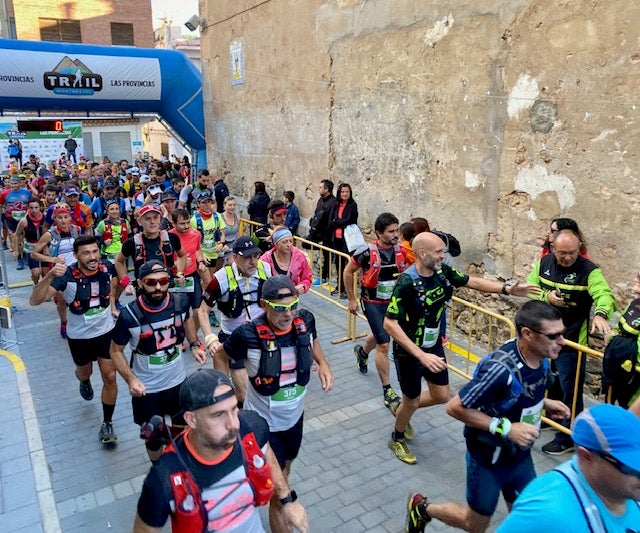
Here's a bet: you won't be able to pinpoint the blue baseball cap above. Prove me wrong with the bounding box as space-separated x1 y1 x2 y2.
572 403 640 472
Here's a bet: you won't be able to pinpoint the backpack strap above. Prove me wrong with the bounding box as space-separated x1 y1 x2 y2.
553 462 606 533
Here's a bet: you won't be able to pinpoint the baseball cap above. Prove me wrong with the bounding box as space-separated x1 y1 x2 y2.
261 274 297 300
179 369 236 412
232 236 261 257
138 204 162 217
572 403 640 472
161 190 177 203
64 187 80 196
148 184 162 196
139 175 151 184
103 178 118 189
138 260 171 279
196 190 213 202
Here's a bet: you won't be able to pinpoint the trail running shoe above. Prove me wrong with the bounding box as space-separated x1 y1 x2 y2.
389 436 417 464
79 379 94 401
209 311 220 327
389 401 415 440
16 257 25 270
405 493 431 533
99 422 118 445
384 387 401 410
354 344 368 374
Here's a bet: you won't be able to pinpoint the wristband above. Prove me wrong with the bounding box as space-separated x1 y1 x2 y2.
489 417 512 439
501 282 509 295
204 333 219 349
595 310 607 319
118 275 131 288
189 339 203 349
279 490 297 506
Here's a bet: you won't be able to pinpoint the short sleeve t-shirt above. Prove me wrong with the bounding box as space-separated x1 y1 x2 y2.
136 410 269 533
223 309 316 431
351 243 408 302
50 261 117 339
112 293 191 393
386 264 468 354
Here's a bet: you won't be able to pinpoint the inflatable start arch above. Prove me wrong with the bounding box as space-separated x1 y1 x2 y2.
0 38 206 166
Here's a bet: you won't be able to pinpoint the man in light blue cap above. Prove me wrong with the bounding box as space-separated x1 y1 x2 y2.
498 403 640 532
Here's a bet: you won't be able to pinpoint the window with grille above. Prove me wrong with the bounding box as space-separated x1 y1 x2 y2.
111 22 134 46
39 18 81 43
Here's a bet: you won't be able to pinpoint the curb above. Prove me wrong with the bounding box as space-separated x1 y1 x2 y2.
1 350 61 533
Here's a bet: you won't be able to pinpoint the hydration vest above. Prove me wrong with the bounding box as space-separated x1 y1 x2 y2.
360 242 407 289
251 315 313 396
48 225 80 257
217 262 268 319
403 264 453 345
125 295 185 359
133 230 175 270
67 262 112 316
102 218 129 244
193 211 222 244
473 349 551 417
162 430 275 533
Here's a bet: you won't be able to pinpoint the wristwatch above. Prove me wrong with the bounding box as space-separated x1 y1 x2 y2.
279 490 297 505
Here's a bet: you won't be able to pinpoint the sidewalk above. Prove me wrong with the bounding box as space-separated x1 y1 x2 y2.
0 250 567 532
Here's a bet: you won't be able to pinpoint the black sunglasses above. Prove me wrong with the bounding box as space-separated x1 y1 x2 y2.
528 328 565 340
591 450 640 479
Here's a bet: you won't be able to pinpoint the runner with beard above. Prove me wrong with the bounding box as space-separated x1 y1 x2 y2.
30 236 120 445
110 260 207 461
14 197 47 283
133 368 309 533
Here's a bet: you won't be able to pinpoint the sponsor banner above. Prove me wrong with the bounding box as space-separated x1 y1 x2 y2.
0 51 161 100
1 121 83 170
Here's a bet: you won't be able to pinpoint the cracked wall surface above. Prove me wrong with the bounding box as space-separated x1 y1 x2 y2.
202 0 640 302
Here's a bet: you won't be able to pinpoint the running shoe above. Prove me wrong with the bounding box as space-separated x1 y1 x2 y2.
388 436 417 464
354 344 368 374
389 401 415 440
209 311 220 327
60 322 67 339
79 379 94 401
16 257 25 270
383 387 401 410
541 438 575 456
312 278 327 286
405 493 431 533
99 422 118 445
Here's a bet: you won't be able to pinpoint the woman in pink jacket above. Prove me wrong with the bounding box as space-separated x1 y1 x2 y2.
260 226 313 294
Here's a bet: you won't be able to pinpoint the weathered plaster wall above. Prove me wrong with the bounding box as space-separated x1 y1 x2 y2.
201 0 640 304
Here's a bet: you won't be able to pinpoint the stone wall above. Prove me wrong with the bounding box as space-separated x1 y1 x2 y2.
201 0 640 305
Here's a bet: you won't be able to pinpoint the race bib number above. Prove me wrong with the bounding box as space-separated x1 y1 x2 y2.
421 326 440 349
11 210 26 221
24 241 35 253
520 398 544 429
375 280 396 300
149 346 180 367
269 384 306 409
169 276 195 293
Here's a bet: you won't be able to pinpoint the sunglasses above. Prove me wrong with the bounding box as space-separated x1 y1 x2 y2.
142 277 171 287
528 328 565 340
264 298 299 313
592 450 640 479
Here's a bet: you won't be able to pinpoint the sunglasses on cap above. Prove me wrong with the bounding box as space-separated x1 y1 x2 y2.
528 328 565 340
589 450 640 479
264 298 299 313
142 277 171 287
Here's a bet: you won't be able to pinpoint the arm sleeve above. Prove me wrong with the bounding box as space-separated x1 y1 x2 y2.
587 268 617 318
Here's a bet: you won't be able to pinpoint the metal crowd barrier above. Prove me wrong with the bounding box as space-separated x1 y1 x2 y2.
238 218 630 434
